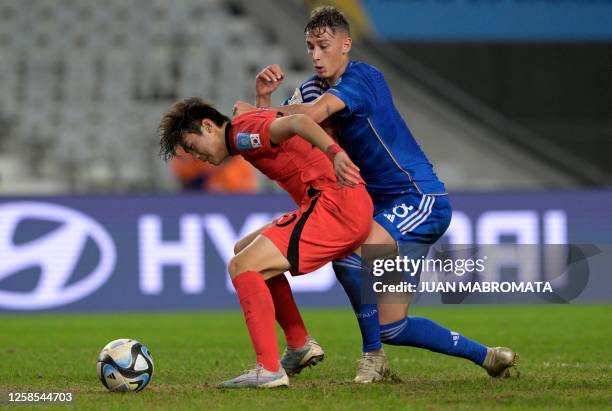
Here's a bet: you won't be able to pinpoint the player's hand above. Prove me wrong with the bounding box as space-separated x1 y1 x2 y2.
334 151 361 188
255 64 285 97
233 100 257 117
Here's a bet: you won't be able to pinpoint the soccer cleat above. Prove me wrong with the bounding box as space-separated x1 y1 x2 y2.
354 349 390 383
483 347 519 378
280 336 325 376
218 364 289 388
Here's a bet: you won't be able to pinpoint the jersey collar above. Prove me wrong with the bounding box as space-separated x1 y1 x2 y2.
224 122 235 156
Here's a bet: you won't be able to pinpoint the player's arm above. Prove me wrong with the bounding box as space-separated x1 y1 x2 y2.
236 93 345 125
254 64 285 108
256 93 272 109
268 114 361 187
269 93 345 124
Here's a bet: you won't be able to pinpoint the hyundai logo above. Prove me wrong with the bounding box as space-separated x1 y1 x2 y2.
0 202 116 310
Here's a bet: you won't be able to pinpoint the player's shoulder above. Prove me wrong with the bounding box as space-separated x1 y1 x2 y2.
289 74 328 104
344 60 383 80
298 74 329 95
298 73 325 89
232 109 276 126
231 110 278 139
230 110 278 153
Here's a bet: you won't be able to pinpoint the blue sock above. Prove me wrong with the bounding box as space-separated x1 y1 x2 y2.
380 317 488 365
333 254 382 352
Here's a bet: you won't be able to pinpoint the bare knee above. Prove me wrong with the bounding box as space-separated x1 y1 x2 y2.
228 234 289 279
228 254 250 278
377 301 410 325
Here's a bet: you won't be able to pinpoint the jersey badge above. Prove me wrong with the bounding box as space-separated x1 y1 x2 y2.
236 133 262 150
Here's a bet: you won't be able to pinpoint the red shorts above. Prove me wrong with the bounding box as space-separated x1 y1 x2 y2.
262 184 373 275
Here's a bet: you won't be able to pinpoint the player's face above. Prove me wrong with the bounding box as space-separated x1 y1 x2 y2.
305 28 351 82
182 120 228 166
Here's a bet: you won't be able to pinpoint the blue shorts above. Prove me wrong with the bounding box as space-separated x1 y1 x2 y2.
373 193 452 286
373 193 452 245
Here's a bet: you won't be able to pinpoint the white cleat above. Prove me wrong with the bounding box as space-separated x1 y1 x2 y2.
354 349 390 383
218 364 289 388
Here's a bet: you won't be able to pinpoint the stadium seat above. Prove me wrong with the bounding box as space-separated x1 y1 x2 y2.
0 0 308 193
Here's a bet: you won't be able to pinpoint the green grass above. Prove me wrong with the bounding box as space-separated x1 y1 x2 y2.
1 305 611 410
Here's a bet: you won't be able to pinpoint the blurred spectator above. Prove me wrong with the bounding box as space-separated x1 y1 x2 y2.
170 147 259 193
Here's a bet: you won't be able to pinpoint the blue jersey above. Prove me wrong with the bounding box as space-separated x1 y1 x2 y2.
284 60 447 202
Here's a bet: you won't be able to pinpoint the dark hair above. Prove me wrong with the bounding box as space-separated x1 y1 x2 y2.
158 96 229 161
304 5 350 36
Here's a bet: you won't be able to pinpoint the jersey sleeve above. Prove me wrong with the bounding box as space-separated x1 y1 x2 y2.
284 75 326 105
325 68 374 117
229 111 276 158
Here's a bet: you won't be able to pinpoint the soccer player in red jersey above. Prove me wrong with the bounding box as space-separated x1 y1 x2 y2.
158 97 373 388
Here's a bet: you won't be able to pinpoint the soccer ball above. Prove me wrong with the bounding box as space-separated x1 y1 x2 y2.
97 339 154 392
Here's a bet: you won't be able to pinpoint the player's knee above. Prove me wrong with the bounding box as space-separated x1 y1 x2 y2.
228 255 249 278
378 303 409 325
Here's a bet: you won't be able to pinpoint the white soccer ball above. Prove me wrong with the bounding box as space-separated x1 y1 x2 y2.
96 339 154 392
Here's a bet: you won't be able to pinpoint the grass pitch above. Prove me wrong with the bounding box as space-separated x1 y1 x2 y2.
0 305 610 410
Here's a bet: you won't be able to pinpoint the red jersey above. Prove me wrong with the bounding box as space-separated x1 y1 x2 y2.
226 110 339 204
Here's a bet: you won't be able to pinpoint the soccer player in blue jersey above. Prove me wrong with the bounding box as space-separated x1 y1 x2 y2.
241 6 518 383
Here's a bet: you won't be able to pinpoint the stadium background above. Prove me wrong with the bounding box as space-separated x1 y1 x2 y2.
0 0 610 409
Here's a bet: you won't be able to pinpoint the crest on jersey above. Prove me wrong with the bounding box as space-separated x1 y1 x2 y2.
236 133 262 150
287 88 303 105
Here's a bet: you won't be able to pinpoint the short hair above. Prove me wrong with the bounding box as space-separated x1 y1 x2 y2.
304 5 350 36
158 97 229 161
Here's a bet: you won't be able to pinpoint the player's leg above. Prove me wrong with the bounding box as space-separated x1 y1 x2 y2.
279 186 373 377
264 272 321 377
335 221 392 351
261 248 320 378
236 224 326 379
233 223 271 255
375 196 489 365
333 220 394 383
220 234 291 388
231 191 348 380
378 277 517 377
375 195 517 377
234 223 310 352
377 242 490 369
333 255 381 349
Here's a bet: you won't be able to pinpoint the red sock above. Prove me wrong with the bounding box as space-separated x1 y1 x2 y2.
232 271 279 372
266 275 308 349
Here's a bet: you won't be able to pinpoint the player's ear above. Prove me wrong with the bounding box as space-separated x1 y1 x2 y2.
341 35 352 55
201 118 214 133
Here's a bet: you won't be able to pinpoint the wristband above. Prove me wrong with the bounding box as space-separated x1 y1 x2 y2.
325 143 344 162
